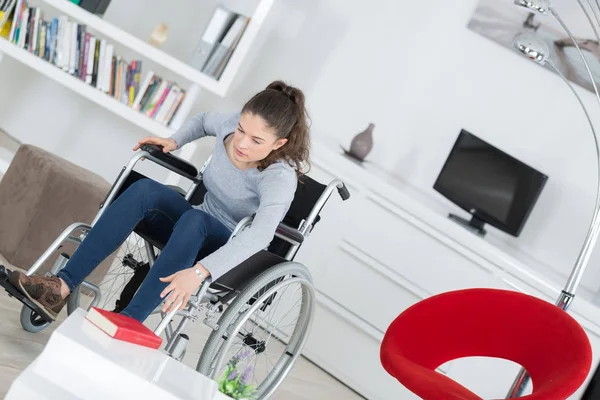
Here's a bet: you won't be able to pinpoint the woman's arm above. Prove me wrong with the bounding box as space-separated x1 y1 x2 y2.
169 111 240 149
198 166 298 281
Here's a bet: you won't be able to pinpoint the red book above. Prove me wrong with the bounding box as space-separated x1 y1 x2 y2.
85 307 163 349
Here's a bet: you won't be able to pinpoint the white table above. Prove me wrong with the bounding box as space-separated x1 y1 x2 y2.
6 308 231 400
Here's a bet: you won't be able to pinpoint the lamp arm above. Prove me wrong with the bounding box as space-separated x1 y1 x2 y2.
580 0 600 43
507 5 600 397
551 8 600 109
550 7 600 300
546 59 600 301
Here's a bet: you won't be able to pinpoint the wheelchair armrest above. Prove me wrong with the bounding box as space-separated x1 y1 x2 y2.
275 222 304 246
140 144 199 178
230 218 304 246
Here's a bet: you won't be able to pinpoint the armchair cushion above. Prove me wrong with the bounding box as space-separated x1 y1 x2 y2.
0 144 112 285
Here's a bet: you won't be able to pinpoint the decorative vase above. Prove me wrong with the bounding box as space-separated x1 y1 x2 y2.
149 23 168 48
346 123 374 162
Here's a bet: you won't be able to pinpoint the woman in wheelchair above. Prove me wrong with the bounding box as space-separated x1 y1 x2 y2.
9 80 311 323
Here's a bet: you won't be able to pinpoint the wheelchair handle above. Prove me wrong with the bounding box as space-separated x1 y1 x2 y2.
301 179 350 234
337 182 350 201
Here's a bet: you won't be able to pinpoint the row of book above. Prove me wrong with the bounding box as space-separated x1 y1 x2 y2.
132 70 186 126
0 0 16 34
0 0 186 127
190 6 250 80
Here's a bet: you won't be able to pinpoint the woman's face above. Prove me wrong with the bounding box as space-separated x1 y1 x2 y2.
231 113 287 166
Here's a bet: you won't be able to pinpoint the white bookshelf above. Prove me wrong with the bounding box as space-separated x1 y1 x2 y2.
0 0 274 140
0 37 175 138
35 0 224 94
34 0 274 97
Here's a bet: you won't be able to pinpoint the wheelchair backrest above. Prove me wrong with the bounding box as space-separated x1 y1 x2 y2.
267 174 326 258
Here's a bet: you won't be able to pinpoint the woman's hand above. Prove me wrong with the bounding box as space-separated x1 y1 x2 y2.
159 265 207 313
133 136 178 153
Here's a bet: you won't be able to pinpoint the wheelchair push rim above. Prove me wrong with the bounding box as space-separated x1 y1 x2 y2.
197 262 315 400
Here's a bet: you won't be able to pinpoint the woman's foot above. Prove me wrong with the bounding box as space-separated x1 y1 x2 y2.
8 271 69 320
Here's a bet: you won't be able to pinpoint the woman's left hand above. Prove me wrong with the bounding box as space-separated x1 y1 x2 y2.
159 267 203 313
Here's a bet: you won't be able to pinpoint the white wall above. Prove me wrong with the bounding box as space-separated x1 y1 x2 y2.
1 0 600 302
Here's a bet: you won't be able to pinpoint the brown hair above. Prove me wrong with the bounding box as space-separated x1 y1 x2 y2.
241 80 311 175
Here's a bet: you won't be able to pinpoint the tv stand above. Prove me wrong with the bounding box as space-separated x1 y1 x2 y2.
448 213 487 237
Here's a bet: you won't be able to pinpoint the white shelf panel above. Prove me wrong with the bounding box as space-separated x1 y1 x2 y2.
37 0 224 95
216 0 274 92
0 37 174 138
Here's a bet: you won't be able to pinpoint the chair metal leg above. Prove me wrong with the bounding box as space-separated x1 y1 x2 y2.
49 253 70 275
144 240 157 266
26 222 91 276
155 280 211 356
169 333 189 361
161 311 175 343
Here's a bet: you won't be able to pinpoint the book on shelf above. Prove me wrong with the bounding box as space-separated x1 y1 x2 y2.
132 70 186 125
0 0 17 38
0 0 186 128
190 5 250 80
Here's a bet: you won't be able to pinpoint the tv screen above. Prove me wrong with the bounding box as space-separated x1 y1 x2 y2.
433 130 548 237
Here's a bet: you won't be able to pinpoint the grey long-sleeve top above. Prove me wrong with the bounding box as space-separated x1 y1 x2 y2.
169 111 297 281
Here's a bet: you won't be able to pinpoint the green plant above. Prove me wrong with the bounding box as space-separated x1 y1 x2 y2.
218 350 257 399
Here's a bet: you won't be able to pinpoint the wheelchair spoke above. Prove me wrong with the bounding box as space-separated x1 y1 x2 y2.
197 263 315 400
212 280 305 394
253 286 302 344
93 232 152 311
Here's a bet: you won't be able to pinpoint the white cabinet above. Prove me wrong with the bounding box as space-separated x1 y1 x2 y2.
298 140 600 399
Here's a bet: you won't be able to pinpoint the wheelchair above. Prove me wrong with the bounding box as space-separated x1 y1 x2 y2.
0 143 350 399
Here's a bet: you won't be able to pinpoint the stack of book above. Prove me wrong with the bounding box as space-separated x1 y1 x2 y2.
190 6 250 80
0 0 186 127
132 70 186 126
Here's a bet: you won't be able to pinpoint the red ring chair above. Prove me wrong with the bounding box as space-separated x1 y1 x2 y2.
380 288 592 399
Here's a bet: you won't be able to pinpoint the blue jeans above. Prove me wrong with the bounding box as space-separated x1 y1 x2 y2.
57 178 231 322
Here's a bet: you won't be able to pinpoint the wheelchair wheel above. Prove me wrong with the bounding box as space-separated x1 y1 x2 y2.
93 232 153 312
19 230 152 333
20 306 51 333
196 262 315 400
19 295 79 333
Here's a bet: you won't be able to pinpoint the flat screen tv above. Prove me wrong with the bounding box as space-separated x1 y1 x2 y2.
433 129 548 237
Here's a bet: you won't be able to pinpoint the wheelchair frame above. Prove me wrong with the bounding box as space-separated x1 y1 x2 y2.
12 144 349 398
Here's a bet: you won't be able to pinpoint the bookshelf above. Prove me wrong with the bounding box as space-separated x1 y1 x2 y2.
0 37 174 137
33 0 275 97
0 0 275 182
34 0 223 94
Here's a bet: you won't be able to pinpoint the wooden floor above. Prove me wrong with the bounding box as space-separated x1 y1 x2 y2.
0 255 364 399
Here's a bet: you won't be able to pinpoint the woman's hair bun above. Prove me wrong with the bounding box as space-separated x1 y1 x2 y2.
267 80 296 103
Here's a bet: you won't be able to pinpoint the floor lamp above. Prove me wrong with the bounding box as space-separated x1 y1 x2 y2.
506 0 600 397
